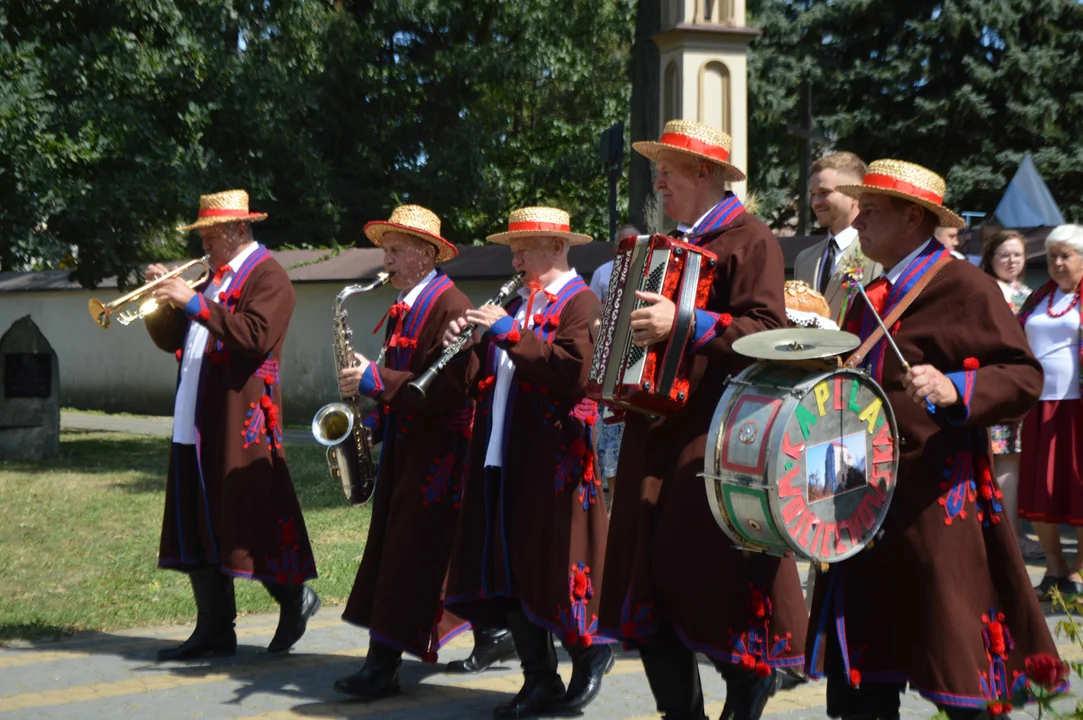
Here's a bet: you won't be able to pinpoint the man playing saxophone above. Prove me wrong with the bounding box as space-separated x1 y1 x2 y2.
333 205 515 700
145 189 320 660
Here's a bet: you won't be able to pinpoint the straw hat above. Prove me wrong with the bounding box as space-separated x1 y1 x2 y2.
486 207 593 246
837 159 965 229
632 120 746 182
178 190 268 232
363 205 458 263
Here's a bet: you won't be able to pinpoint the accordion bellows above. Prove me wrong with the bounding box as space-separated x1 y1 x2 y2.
588 234 718 416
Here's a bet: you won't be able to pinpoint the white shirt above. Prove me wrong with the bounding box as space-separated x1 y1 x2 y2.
589 260 614 302
820 226 858 276
885 239 935 286
676 205 716 235
485 269 579 468
1025 287 1081 401
173 242 259 444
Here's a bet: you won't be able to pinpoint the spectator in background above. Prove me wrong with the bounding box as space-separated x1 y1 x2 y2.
1018 224 1083 599
980 229 1041 560
793 152 881 324
589 223 641 495
935 225 967 259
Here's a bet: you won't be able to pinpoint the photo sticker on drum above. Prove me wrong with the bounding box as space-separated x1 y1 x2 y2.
804 432 869 505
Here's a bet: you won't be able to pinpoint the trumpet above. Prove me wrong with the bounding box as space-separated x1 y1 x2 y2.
88 256 211 329
407 271 526 400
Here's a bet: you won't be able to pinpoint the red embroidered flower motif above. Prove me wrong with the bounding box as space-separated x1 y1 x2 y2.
571 566 590 600
1025 653 1069 690
982 611 1009 659
281 518 297 546
748 588 767 621
963 357 980 370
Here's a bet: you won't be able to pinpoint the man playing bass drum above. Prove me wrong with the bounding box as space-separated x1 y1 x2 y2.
333 205 515 700
599 121 807 720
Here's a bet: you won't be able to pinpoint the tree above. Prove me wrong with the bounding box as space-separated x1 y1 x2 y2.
0 0 634 287
746 0 1083 230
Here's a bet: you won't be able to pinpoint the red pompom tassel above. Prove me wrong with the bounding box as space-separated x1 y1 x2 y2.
849 668 862 688
754 662 772 679
963 357 980 370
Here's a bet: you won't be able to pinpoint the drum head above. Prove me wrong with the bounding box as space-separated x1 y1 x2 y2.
704 364 899 564
733 328 859 361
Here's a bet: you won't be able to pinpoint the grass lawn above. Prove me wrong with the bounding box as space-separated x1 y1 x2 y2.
0 430 370 643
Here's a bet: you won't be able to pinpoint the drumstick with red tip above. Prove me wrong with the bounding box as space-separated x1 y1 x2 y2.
853 282 934 412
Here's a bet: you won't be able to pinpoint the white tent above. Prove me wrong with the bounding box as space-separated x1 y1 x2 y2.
994 152 1065 228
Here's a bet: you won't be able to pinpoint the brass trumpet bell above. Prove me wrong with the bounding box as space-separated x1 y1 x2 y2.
88 256 211 328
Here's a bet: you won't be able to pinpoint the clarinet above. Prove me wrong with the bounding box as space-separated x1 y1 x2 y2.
407 272 526 400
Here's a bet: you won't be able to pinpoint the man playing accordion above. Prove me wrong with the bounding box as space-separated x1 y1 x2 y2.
599 121 807 720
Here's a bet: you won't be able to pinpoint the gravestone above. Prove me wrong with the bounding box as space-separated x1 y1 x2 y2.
0 316 60 461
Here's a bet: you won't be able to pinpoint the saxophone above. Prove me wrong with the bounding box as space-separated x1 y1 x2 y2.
311 272 393 505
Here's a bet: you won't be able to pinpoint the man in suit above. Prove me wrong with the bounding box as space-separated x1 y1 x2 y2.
794 152 882 323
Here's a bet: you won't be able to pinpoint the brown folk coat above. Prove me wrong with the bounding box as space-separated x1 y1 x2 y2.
598 213 808 671
806 242 1059 709
145 247 317 584
341 271 475 661
445 275 612 648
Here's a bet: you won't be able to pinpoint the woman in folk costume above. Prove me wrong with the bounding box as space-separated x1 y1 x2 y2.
808 160 1062 719
598 120 807 720
443 207 614 719
332 206 515 699
1017 224 1083 598
144 190 320 660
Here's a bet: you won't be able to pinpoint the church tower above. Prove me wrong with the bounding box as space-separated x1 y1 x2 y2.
654 0 760 200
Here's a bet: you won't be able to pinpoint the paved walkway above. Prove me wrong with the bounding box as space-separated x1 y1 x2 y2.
2 562 1080 720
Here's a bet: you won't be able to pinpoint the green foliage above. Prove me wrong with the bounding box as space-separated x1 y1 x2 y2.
0 0 633 287
747 0 1083 231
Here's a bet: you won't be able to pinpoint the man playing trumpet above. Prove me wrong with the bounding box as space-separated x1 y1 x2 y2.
444 207 614 719
145 189 320 660
332 205 516 699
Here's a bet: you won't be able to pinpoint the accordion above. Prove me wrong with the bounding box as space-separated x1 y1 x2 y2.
588 234 717 416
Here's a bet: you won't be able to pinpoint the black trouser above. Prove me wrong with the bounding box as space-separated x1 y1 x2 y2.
637 622 775 720
824 625 989 720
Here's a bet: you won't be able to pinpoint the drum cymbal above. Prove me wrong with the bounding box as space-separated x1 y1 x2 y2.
732 328 860 361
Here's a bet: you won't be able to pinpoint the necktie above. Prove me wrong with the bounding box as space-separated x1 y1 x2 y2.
818 240 837 294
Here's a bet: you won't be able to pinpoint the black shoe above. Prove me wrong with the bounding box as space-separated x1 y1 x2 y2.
777 667 809 691
1035 575 1065 601
267 584 321 654
562 644 615 713
1058 578 1083 599
157 567 237 662
493 674 566 720
447 628 518 674
333 642 403 701
156 622 237 661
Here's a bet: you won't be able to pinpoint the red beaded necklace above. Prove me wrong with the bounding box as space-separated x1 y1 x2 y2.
1048 287 1081 318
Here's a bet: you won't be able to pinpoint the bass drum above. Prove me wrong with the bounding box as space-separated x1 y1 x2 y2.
704 363 900 564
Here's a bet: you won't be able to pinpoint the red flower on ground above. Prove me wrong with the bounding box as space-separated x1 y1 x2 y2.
1025 652 1069 690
